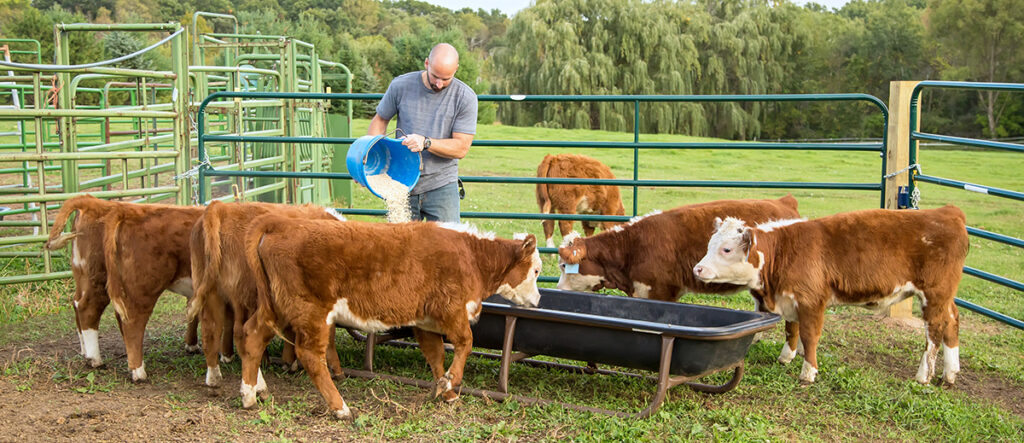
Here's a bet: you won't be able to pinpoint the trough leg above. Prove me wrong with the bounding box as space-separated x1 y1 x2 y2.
499 316 516 393
635 335 678 419
684 364 744 394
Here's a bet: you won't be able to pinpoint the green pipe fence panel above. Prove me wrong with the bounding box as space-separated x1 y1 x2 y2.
198 92 889 287
908 80 1024 329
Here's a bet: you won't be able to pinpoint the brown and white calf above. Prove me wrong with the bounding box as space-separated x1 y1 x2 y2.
45 195 203 381
693 206 968 385
187 200 348 387
557 196 801 302
536 153 625 247
240 218 542 419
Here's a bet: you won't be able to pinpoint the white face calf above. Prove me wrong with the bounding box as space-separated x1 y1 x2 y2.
496 234 542 307
693 217 762 288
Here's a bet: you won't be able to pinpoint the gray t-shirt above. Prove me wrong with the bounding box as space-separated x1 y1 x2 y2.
375 71 478 195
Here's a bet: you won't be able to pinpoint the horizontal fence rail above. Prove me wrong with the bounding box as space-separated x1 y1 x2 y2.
909 80 1024 330
198 91 888 284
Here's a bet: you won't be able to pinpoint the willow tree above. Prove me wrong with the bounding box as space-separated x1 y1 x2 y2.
491 0 798 138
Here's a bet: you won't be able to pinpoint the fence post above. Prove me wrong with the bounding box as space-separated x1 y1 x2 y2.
884 80 920 319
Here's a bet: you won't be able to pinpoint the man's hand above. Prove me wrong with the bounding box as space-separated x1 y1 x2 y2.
401 134 427 152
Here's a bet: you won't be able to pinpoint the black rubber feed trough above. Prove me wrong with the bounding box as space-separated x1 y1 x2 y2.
346 288 780 418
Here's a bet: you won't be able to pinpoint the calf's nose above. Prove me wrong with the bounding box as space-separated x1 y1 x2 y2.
693 265 704 277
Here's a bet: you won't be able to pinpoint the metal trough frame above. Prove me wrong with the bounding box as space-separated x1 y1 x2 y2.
341 300 775 418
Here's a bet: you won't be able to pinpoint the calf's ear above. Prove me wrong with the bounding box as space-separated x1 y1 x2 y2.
558 238 587 264
521 234 537 251
713 217 724 230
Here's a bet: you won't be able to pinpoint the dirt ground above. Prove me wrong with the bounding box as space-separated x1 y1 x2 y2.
1 311 1021 442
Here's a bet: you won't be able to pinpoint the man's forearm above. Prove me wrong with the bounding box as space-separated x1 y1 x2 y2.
424 137 471 159
368 114 388 135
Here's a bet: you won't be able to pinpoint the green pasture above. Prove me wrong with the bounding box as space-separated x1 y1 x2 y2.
1 120 1022 440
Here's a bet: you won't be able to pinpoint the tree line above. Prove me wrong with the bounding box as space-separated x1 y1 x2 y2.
1 0 1022 140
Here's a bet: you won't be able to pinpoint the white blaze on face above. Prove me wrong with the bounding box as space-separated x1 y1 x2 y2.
632 281 652 299
693 217 760 287
326 298 392 333
497 248 542 307
81 329 102 367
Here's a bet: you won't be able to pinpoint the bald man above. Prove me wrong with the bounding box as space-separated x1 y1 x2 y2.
368 43 478 223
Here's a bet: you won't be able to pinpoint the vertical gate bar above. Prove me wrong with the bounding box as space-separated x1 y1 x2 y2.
33 72 51 273
171 26 189 205
632 100 639 216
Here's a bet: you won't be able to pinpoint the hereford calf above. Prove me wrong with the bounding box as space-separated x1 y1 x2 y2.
537 154 625 247
187 201 348 387
240 218 542 419
693 206 968 385
557 196 800 302
45 195 203 381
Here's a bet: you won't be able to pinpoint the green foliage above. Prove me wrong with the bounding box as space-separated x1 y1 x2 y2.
102 31 154 70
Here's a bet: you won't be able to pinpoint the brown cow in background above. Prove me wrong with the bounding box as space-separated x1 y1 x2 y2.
536 154 625 248
187 200 348 387
45 195 202 381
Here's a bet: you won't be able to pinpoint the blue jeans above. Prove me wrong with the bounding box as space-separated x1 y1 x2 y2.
409 181 460 223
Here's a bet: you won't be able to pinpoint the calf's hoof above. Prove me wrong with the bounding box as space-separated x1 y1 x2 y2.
442 390 460 403
219 353 235 364
240 383 258 409
205 367 223 387
333 404 353 421
433 374 453 398
130 364 148 382
184 344 201 354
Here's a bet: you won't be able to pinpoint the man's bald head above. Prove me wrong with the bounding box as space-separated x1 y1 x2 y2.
423 43 459 92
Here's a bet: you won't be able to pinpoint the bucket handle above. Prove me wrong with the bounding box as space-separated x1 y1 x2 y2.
363 129 409 165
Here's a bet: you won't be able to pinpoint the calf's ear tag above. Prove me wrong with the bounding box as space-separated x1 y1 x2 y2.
564 263 579 274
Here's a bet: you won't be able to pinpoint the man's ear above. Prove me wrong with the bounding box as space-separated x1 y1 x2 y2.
558 237 587 265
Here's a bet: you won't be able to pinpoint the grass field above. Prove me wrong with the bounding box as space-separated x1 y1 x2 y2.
1 119 1022 441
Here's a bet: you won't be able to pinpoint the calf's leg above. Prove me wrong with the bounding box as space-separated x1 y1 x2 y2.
797 304 825 384
778 321 801 364
296 323 352 420
412 328 449 396
200 293 227 386
440 321 474 402
240 313 275 409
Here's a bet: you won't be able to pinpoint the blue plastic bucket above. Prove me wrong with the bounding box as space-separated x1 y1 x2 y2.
346 135 421 199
